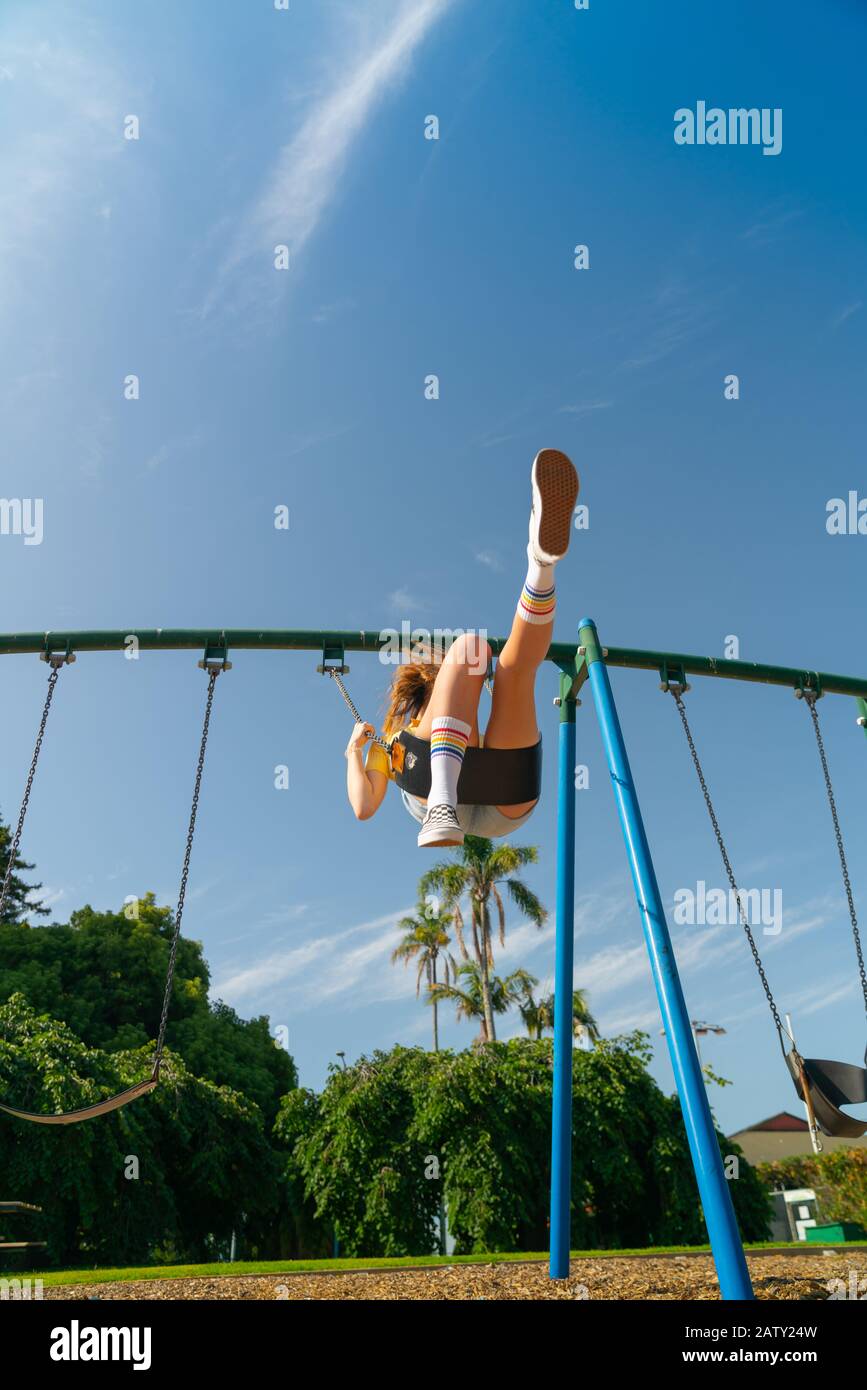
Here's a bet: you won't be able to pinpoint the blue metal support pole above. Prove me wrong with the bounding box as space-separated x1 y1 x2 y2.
578 619 753 1301
549 670 577 1278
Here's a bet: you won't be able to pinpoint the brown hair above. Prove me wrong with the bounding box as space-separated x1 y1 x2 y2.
382 658 440 736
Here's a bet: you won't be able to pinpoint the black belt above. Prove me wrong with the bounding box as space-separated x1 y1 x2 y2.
392 732 542 806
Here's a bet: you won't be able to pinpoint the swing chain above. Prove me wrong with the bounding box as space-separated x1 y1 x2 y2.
0 665 62 921
802 690 867 1019
668 686 787 1049
325 668 391 753
153 666 220 1075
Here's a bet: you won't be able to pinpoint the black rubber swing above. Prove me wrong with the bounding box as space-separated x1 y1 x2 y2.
0 650 225 1125
785 1052 867 1141
667 676 867 1142
390 729 542 805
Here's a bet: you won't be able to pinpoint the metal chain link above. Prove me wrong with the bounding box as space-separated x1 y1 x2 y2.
803 691 867 1020
0 666 61 921
326 669 392 752
668 686 787 1050
153 668 220 1074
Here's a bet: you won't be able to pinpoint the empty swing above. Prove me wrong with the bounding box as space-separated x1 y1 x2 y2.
0 648 226 1125
664 674 867 1141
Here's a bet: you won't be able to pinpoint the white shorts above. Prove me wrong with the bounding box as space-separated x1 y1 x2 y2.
400 789 536 838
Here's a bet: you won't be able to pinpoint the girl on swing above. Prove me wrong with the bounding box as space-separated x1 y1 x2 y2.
346 449 579 848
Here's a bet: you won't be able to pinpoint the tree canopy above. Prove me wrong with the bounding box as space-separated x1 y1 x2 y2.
0 893 296 1126
0 813 48 923
0 993 282 1266
276 1036 770 1257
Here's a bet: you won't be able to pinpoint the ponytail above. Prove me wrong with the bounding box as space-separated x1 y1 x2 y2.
382 659 439 736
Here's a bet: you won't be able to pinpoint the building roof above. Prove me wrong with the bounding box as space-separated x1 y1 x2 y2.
730 1111 809 1135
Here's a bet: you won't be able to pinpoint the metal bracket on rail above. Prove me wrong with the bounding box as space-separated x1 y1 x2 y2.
316 641 349 676
40 641 75 668
793 674 823 702
658 659 690 696
198 636 232 673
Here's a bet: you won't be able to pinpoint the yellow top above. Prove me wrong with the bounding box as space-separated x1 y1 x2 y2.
365 719 420 782
366 719 483 782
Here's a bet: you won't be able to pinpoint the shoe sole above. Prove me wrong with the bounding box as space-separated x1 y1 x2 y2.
532 449 579 560
417 828 465 848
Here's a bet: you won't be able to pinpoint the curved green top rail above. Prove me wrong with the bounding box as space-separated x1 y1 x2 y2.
0 627 866 703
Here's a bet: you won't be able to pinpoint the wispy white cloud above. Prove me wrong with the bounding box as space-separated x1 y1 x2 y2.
311 298 357 325
207 0 457 312
558 399 613 417
475 549 503 572
740 205 804 245
144 429 205 473
785 975 859 1020
617 277 715 373
388 585 430 614
281 422 356 461
480 432 521 449
79 408 114 482
830 300 862 330
213 909 409 1006
602 1004 661 1035
0 32 126 317
35 885 66 914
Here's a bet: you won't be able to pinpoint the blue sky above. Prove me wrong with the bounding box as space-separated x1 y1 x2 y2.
2 0 866 1138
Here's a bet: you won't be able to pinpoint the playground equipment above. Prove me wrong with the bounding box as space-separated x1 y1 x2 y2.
665 675 867 1145
0 643 229 1124
549 621 867 1301
0 626 865 1302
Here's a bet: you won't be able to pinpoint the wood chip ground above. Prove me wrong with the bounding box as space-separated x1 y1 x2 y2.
42 1251 867 1301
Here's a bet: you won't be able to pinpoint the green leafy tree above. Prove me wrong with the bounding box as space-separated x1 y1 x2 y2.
392 901 455 1050
420 836 546 1043
171 1002 296 1129
0 814 47 923
275 1048 441 1257
276 1035 770 1257
0 893 296 1126
0 993 282 1267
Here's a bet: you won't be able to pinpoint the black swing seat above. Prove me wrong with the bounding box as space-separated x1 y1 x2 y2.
786 1050 867 1139
392 731 542 806
0 1075 158 1126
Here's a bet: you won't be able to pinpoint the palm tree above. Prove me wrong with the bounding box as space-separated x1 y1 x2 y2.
392 901 455 1050
515 978 600 1044
570 989 600 1045
420 836 547 1043
429 960 534 1043
513 973 552 1039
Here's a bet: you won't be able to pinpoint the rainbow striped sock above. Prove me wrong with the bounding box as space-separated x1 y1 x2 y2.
518 559 556 625
429 716 472 808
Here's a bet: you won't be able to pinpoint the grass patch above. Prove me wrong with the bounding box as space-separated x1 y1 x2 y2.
13 1241 867 1289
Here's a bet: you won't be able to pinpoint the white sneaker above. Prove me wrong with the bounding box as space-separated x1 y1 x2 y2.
417 804 464 848
528 449 579 565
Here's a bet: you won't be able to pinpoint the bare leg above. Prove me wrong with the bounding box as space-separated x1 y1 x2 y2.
413 631 488 748
484 448 578 817
483 610 550 818
485 610 550 749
